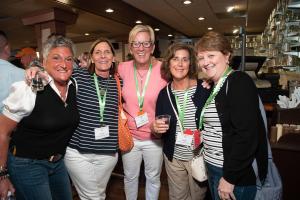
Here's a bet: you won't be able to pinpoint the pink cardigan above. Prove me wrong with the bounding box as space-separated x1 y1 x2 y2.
118 60 167 140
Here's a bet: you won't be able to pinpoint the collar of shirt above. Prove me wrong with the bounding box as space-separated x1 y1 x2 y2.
47 76 73 100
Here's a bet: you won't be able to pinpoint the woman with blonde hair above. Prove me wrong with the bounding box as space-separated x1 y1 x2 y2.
118 25 167 200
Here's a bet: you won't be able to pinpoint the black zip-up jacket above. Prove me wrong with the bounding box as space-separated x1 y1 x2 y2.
155 79 211 161
213 71 268 186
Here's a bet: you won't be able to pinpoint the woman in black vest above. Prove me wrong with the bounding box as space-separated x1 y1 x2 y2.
0 35 79 200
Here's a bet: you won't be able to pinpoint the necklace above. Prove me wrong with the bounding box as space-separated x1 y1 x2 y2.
136 69 148 87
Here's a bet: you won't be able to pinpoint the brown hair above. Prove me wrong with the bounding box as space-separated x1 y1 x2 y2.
88 38 117 75
161 43 198 81
195 31 232 60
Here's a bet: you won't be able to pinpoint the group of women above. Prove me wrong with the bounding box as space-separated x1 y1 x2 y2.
0 24 267 200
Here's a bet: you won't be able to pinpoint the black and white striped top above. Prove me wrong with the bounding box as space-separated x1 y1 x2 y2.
68 68 119 154
202 99 224 167
172 86 196 161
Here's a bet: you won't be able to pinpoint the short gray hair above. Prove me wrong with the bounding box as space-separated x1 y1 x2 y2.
42 35 75 60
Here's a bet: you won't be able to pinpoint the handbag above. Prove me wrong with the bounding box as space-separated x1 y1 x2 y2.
115 74 134 152
190 147 208 182
166 83 207 182
252 98 282 200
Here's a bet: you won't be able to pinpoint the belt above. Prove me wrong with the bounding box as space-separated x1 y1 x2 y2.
46 154 63 163
10 145 63 163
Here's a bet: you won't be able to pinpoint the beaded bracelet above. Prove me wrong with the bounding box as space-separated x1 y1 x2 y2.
0 170 8 177
0 165 7 171
0 173 9 181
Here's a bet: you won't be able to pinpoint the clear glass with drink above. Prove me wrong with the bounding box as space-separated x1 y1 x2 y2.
31 72 44 92
155 114 171 128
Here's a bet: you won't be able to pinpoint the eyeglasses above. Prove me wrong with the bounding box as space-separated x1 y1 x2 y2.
131 41 153 48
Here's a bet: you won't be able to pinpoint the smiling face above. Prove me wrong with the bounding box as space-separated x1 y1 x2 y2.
43 47 73 86
170 49 190 82
91 42 114 76
197 50 230 83
130 31 154 67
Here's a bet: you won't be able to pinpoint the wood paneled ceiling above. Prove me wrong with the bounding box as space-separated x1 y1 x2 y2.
0 0 277 49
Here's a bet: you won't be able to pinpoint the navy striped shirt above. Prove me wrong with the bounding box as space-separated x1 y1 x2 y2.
68 68 119 153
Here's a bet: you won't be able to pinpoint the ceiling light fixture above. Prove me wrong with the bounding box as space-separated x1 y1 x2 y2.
233 28 239 34
208 27 213 30
154 28 160 31
84 33 90 36
198 17 205 21
183 0 192 5
227 6 235 12
105 8 114 13
168 34 173 37
135 20 142 24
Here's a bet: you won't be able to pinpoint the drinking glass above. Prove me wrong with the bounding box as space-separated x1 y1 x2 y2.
31 72 44 92
155 115 171 128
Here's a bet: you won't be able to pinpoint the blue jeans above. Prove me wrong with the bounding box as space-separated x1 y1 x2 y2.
206 162 256 200
8 153 72 200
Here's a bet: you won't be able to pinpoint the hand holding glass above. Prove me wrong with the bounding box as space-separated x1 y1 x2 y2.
31 73 44 92
155 114 171 132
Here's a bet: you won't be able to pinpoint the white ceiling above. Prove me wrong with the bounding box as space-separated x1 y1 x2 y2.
0 0 277 49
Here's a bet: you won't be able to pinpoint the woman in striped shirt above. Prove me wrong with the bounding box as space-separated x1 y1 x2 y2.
152 43 209 200
195 31 268 200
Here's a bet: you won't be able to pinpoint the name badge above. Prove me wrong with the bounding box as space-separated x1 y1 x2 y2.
135 112 149 128
176 129 193 146
94 125 110 140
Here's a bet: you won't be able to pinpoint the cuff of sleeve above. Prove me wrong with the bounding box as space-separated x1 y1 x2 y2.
2 107 22 122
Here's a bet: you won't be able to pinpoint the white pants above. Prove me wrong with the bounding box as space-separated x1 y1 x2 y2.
122 139 163 200
64 147 118 200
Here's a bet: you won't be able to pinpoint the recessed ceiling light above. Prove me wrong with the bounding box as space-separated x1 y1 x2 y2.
227 6 235 12
198 17 205 21
84 33 90 36
135 20 142 24
233 28 239 34
105 8 114 13
208 27 213 30
154 28 160 31
168 34 173 37
183 0 192 5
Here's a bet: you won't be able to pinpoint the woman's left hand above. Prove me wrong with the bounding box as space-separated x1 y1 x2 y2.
218 177 236 200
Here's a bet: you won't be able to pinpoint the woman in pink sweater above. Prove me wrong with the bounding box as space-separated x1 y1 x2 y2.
118 25 167 200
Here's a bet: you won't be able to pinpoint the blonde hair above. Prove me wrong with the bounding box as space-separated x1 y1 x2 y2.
128 25 155 44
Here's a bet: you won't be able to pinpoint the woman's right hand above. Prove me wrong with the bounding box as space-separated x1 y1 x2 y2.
151 119 169 134
25 67 49 85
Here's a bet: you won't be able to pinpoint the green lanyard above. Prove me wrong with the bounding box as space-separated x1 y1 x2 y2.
199 67 233 129
134 63 152 112
174 90 188 129
93 73 107 123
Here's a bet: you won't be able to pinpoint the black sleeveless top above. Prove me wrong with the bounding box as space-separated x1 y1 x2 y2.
11 83 79 159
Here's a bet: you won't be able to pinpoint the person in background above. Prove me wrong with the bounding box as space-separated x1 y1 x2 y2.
195 31 268 200
15 47 37 69
0 30 24 112
77 51 90 68
118 25 167 200
64 38 120 200
0 35 79 200
152 43 209 200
